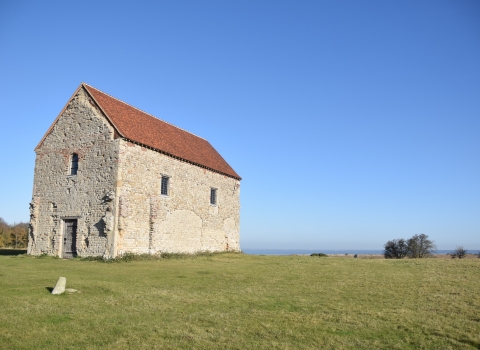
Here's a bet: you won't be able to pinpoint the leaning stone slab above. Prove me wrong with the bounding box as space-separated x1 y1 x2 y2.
51 277 66 295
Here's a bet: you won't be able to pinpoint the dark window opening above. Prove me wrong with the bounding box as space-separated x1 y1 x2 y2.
70 154 78 175
161 176 169 196
210 188 217 205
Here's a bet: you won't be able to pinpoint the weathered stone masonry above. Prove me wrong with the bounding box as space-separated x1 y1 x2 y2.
116 141 240 255
29 88 119 257
29 84 241 257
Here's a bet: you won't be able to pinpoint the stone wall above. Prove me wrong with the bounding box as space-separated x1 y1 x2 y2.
115 140 241 254
29 87 120 257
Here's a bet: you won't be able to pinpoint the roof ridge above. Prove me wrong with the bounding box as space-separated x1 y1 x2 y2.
82 83 207 141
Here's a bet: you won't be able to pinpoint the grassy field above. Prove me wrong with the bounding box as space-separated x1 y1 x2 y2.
1 253 479 349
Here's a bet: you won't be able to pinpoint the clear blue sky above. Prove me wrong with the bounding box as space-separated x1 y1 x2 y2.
1 0 479 250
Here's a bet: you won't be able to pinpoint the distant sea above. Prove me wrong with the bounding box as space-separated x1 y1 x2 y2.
242 249 480 255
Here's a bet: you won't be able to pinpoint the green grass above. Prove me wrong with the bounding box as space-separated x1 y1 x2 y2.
1 253 479 349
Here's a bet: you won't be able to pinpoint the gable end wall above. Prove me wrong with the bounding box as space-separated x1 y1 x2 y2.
29 88 120 257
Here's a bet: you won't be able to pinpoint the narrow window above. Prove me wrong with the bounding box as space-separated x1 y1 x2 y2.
161 176 169 196
210 188 217 205
70 153 78 175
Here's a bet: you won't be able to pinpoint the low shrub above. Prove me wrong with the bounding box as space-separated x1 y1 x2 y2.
451 246 467 259
310 253 328 257
75 255 109 263
458 249 467 259
78 251 241 263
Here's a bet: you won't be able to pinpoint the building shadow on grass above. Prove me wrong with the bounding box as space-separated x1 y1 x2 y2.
0 249 27 256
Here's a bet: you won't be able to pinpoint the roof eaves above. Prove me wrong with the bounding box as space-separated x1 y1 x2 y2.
123 137 242 180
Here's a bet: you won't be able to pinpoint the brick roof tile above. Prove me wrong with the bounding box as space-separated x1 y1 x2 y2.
82 84 240 180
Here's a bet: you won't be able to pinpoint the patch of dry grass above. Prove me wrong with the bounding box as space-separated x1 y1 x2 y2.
0 253 479 349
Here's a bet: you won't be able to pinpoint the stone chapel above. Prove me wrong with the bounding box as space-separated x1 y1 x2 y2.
28 83 241 258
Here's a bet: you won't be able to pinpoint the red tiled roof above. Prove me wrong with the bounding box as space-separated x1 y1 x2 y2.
64 83 240 179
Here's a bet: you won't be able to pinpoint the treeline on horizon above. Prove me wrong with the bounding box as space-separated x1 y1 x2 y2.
0 217 28 248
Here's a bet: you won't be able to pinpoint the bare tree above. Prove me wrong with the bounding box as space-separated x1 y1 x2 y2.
384 239 409 259
407 234 436 258
452 246 467 259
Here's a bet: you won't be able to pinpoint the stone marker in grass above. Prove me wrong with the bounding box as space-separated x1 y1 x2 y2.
51 277 66 295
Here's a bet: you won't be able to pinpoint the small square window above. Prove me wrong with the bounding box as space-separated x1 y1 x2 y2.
161 176 169 196
210 188 217 205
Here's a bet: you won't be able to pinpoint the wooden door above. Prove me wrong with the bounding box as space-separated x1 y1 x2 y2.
63 219 77 258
